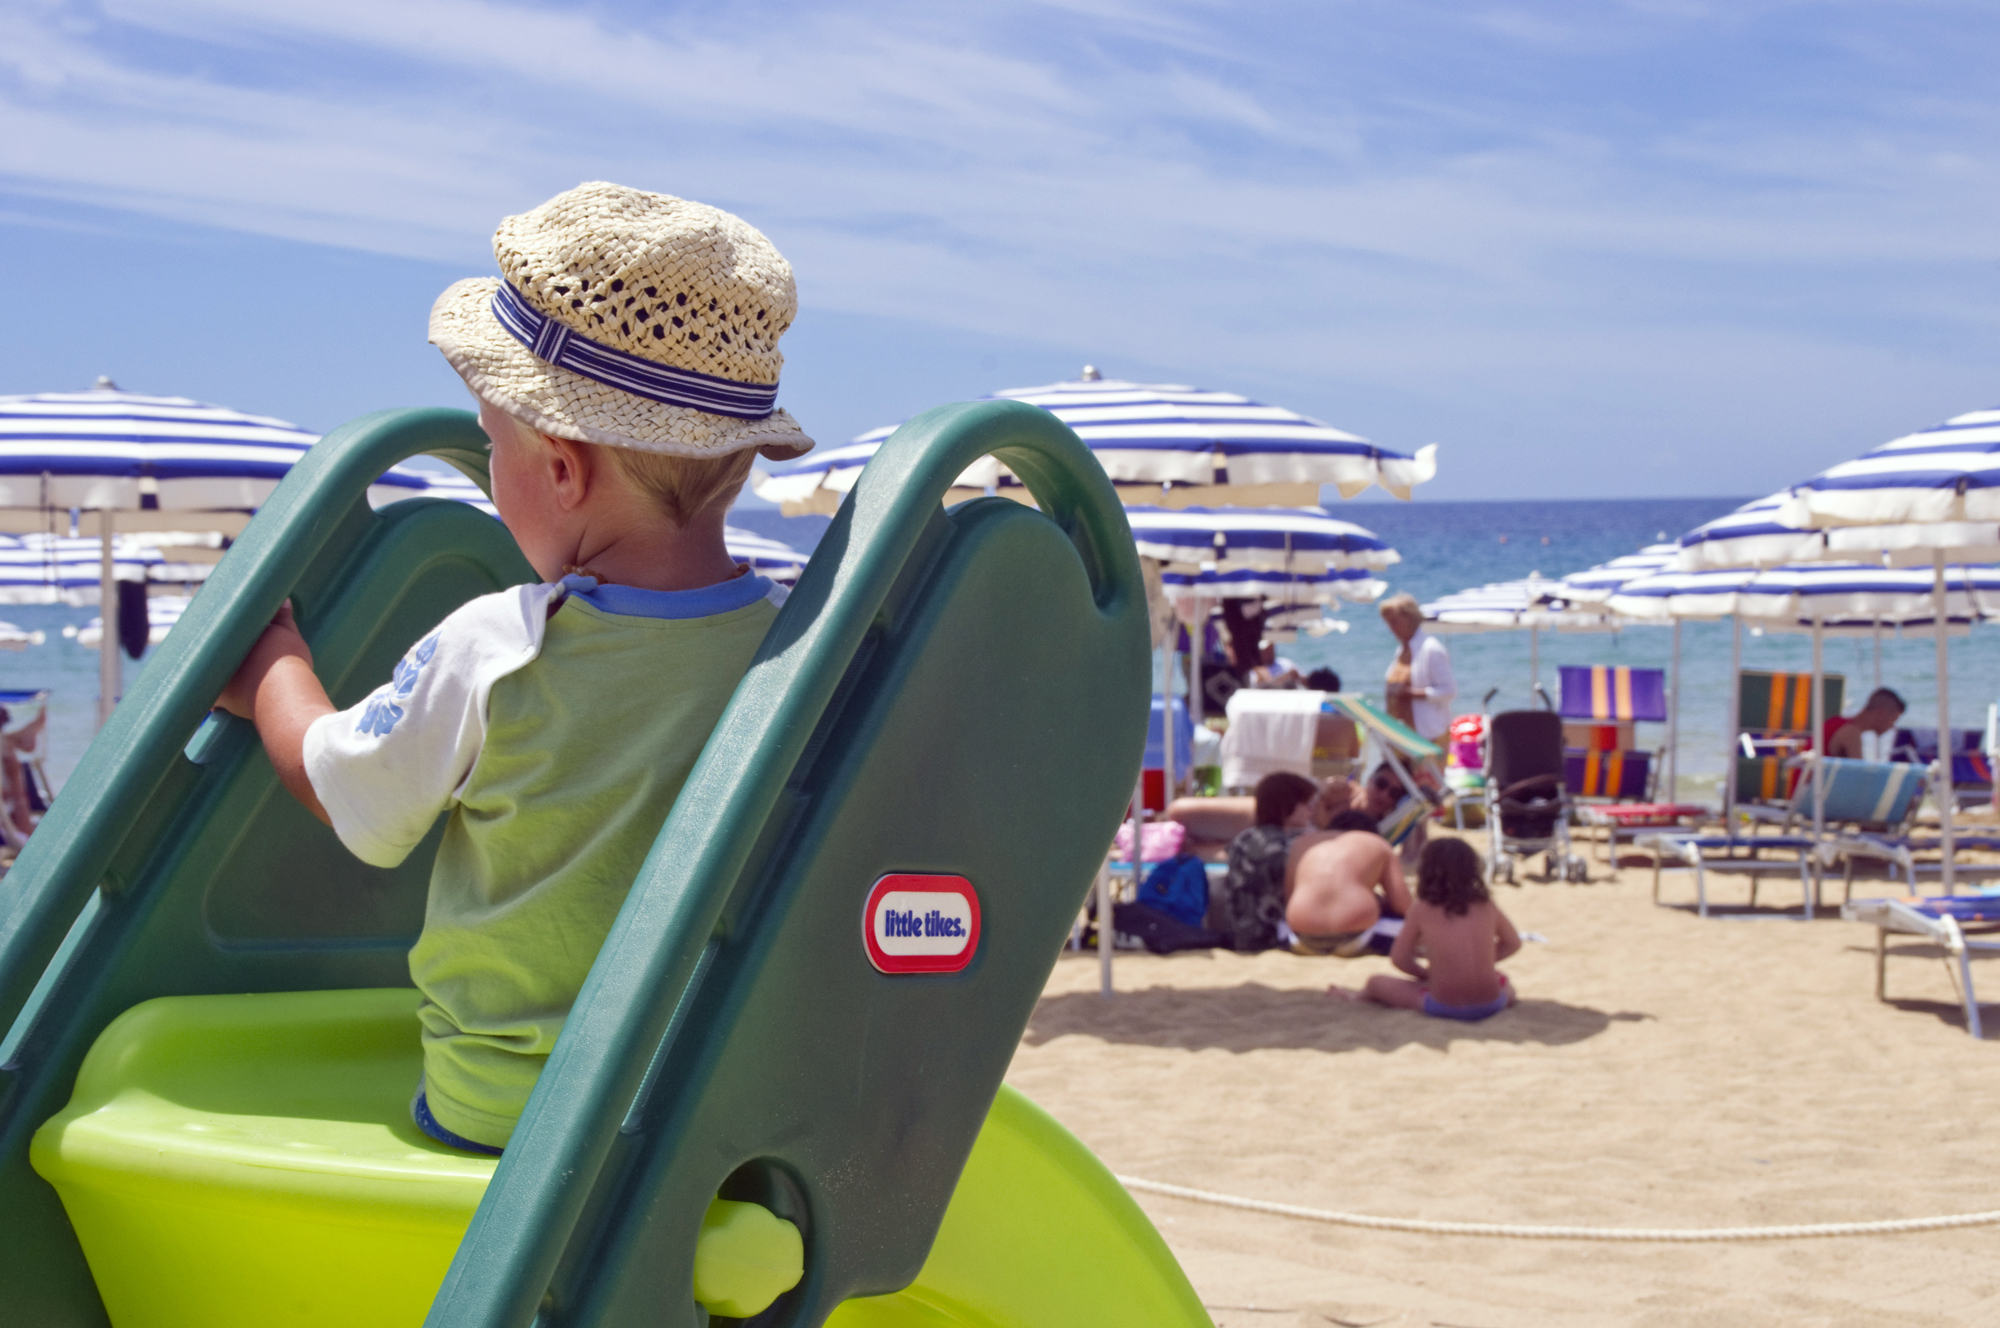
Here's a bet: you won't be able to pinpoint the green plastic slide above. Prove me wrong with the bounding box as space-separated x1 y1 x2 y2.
0 402 1212 1326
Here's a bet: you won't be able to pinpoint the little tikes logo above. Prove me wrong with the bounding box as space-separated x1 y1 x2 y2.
863 874 981 975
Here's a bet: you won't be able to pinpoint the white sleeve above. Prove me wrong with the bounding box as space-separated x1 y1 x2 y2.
1420 636 1457 704
302 583 557 868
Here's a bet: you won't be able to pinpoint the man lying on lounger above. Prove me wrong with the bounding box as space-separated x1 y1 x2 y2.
1283 809 1413 957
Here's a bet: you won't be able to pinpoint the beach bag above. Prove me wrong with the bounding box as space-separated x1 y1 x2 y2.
1112 819 1186 863
1112 901 1222 954
1137 852 1210 929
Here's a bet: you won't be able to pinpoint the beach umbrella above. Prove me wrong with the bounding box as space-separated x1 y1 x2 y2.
0 537 165 606
723 526 810 584
1675 492 1835 571
1775 407 2000 567
1558 544 1679 602
1735 408 2000 889
752 368 1438 515
1141 507 1398 730
67 595 191 652
0 384 434 724
1125 506 1400 573
1422 575 1623 715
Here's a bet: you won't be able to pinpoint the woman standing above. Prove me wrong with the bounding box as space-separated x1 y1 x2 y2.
1378 593 1455 744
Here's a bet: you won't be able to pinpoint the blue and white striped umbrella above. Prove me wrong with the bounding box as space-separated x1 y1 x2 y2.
1607 562 2000 624
398 470 813 584
1422 576 1620 632
1126 506 1399 573
0 536 166 606
752 372 1437 514
1558 543 1678 602
0 388 431 511
1780 407 2000 556
722 525 810 584
1159 566 1386 605
1673 491 1832 570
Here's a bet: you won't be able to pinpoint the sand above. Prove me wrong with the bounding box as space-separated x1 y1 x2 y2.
1005 830 2000 1327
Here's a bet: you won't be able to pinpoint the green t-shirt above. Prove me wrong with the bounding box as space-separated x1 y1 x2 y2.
306 578 780 1148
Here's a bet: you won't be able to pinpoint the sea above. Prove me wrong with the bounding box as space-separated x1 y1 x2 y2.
12 496 1996 800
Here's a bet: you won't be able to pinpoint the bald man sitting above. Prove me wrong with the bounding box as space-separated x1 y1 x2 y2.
1284 809 1414 957
1824 687 1906 761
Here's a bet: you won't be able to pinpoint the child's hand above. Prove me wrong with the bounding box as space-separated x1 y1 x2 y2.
217 603 313 719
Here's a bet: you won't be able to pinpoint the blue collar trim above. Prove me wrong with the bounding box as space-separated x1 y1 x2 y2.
557 571 774 620
491 282 779 420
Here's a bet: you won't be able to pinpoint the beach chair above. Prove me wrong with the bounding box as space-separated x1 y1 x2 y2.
0 403 1208 1328
1644 758 1925 919
1730 668 1843 827
1841 892 2000 1038
1483 710 1586 885
1889 727 1994 812
1558 665 1666 812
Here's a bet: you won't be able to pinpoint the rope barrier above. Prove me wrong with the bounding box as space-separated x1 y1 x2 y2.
1117 1175 2000 1242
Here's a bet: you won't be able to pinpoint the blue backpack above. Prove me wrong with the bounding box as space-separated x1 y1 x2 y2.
1138 853 1211 929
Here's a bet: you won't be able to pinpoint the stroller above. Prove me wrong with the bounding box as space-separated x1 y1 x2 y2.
1486 709 1587 883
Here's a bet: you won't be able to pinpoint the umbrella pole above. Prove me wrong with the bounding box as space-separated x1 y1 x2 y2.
1161 643 1178 800
1188 615 1204 732
1666 619 1682 802
1809 614 1824 921
1935 554 1956 894
1872 620 1882 693
1724 615 1742 829
1529 626 1540 705
96 511 117 731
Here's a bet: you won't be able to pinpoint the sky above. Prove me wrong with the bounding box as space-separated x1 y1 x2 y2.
3 1 1999 501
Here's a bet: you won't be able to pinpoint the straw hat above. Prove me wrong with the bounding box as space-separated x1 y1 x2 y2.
431 182 813 460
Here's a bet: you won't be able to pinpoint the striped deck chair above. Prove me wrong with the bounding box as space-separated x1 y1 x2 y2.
1842 891 2000 1038
1559 667 1662 806
1733 669 1843 826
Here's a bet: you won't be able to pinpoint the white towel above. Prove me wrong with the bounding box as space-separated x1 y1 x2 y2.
1221 690 1326 790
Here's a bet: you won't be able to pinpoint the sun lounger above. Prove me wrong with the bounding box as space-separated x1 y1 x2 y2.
1832 832 2000 896
1640 831 1818 919
1575 801 1708 861
1842 892 2000 1038
1648 759 1926 919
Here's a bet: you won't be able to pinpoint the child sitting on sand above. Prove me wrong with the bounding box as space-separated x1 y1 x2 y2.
1332 838 1520 1021
217 182 814 1154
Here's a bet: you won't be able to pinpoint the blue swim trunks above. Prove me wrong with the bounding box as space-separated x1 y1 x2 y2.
1422 985 1512 1023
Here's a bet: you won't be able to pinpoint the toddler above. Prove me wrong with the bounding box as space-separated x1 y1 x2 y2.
218 183 814 1152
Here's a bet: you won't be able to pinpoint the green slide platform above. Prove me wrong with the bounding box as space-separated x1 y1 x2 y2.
0 401 1213 1326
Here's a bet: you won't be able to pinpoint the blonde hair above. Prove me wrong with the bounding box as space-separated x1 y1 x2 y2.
495 408 753 526
1378 592 1421 621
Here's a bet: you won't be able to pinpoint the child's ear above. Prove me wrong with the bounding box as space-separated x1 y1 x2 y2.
543 434 594 511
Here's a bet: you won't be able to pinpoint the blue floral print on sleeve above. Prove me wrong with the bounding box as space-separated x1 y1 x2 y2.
355 631 441 737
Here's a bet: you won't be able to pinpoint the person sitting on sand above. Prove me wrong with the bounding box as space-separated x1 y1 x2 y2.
1220 771 1321 951
1822 687 1905 761
1284 809 1413 957
1334 838 1520 1021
